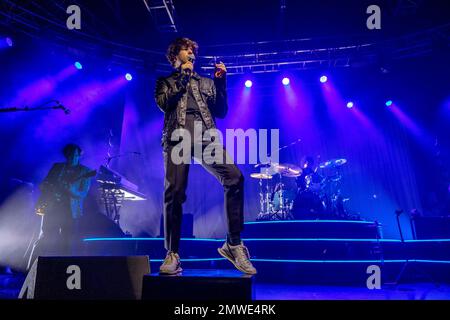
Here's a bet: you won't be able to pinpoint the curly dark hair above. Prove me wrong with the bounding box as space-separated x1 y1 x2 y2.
166 37 199 67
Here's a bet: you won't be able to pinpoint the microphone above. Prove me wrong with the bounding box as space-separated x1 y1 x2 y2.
55 101 71 115
184 54 195 76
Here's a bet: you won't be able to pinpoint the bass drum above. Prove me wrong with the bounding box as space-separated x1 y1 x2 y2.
291 190 326 219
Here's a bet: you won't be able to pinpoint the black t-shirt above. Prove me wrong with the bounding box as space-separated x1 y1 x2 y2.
186 82 200 114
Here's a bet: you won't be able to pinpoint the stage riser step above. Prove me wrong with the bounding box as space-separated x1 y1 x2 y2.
84 240 450 261
85 241 386 260
240 262 450 285
242 221 381 239
148 261 450 284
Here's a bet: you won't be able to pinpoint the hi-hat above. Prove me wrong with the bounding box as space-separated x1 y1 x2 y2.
250 173 273 179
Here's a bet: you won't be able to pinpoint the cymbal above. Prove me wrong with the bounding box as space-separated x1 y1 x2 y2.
319 158 347 169
273 163 302 177
334 158 347 166
250 173 273 180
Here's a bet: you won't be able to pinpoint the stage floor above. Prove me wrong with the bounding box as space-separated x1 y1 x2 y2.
1 272 450 300
254 282 450 300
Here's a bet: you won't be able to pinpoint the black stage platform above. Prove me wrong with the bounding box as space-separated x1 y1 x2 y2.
82 220 450 284
142 269 254 300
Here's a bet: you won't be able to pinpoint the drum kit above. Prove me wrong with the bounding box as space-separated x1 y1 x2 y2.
251 158 351 221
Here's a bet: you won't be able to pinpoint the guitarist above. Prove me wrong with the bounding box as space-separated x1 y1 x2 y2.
30 144 93 264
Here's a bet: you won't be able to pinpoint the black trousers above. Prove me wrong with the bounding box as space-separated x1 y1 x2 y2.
163 113 244 252
29 202 79 260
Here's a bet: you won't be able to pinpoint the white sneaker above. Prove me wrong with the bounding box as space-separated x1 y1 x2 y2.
159 251 182 275
218 241 257 275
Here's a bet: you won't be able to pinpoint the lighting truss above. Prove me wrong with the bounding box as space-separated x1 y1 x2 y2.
143 0 178 33
197 24 450 75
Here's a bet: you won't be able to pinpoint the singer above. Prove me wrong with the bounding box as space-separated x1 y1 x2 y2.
155 37 257 275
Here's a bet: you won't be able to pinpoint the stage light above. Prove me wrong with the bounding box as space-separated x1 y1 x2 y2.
282 77 290 86
320 76 328 83
346 102 354 109
1 37 13 48
125 73 133 81
385 100 393 107
245 80 252 88
74 62 83 70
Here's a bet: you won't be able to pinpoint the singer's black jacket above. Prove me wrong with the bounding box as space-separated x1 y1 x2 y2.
154 70 228 150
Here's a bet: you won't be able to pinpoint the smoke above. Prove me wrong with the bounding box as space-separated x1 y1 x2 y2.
0 184 41 272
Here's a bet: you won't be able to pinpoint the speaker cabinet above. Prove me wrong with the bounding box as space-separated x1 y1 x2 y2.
142 269 254 300
19 256 150 300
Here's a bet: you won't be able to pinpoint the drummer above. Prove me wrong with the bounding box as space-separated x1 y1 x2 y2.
296 156 316 192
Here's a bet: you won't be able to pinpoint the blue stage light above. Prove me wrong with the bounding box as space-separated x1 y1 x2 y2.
125 73 133 81
320 76 328 83
245 80 252 88
282 77 290 86
385 100 393 107
74 61 83 70
347 102 354 109
6 37 13 47
244 220 377 225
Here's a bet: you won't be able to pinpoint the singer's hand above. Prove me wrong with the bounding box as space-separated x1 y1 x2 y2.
215 62 227 77
181 61 194 74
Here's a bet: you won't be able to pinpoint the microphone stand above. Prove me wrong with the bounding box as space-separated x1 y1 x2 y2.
396 209 404 243
278 138 302 152
105 152 141 168
385 209 439 289
0 100 70 114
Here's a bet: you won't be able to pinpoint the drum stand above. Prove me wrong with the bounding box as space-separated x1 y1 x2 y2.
268 174 294 221
256 177 272 221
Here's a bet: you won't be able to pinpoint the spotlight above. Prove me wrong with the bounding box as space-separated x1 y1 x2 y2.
320 76 328 83
74 61 83 70
125 73 133 81
346 102 354 109
385 100 393 107
282 77 290 86
6 37 13 47
245 80 252 88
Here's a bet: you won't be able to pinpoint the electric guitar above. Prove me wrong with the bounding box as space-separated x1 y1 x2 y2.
35 169 97 216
